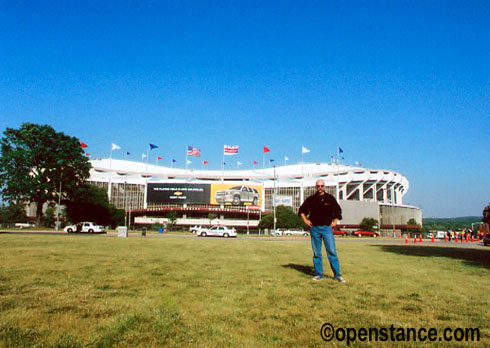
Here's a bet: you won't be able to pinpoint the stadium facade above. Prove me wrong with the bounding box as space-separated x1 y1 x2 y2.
88 159 422 232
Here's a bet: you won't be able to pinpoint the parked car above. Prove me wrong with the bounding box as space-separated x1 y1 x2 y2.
64 222 106 233
272 228 287 236
197 225 237 238
189 225 207 234
215 186 260 206
352 230 380 238
282 229 309 237
333 229 349 236
15 222 35 229
483 233 490 246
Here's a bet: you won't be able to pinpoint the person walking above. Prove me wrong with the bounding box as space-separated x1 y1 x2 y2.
299 179 345 283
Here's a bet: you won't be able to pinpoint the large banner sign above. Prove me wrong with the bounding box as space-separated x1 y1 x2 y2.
147 183 262 206
147 183 211 204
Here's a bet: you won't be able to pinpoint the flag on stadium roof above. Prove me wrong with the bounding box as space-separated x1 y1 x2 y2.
302 146 310 154
80 141 88 148
149 143 159 150
203 160 208 165
338 146 343 153
187 145 201 157
224 145 239 155
157 156 163 160
112 143 121 151
253 160 258 165
263 146 271 153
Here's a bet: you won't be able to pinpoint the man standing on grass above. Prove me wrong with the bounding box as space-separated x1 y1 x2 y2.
299 179 345 283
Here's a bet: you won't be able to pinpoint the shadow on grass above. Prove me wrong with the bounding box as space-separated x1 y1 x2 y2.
282 263 315 276
375 245 490 269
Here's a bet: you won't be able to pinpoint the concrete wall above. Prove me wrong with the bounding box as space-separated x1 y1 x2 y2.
338 200 380 226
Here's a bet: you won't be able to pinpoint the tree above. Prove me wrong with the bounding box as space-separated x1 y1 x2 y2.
483 203 490 225
167 211 178 231
406 218 421 233
0 202 28 224
360 217 378 232
64 184 124 228
0 123 91 226
41 206 56 227
258 205 307 230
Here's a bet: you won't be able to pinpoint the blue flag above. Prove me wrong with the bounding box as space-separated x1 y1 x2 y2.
338 147 344 153
149 143 159 150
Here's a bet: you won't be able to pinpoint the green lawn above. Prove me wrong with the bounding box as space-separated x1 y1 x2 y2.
0 234 488 347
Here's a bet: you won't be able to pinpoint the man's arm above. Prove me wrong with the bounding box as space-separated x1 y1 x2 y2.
300 213 313 228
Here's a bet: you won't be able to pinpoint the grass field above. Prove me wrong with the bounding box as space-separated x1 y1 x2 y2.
0 234 489 347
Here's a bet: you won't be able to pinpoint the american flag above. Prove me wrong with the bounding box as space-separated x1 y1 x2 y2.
224 145 239 155
187 145 201 157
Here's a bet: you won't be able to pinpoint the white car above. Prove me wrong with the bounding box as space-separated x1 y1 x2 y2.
282 229 309 237
197 225 237 238
64 222 106 233
15 222 35 229
190 225 207 234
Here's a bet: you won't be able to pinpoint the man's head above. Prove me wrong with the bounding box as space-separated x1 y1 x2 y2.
316 179 326 195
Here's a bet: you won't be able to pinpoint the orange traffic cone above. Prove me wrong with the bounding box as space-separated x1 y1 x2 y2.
419 235 423 243
466 236 469 243
445 235 448 242
471 236 474 243
414 237 417 244
477 235 480 242
405 236 409 245
455 237 458 243
408 233 411 239
431 235 435 242
399 234 401 238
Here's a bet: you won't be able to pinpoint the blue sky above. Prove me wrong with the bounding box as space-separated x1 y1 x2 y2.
1 1 489 218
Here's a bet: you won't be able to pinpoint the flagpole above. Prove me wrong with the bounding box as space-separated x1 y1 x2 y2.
222 145 225 182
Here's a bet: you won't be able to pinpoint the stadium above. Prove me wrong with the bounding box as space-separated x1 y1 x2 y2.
88 158 422 233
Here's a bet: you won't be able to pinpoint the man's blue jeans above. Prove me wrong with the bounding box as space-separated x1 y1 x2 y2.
310 225 341 279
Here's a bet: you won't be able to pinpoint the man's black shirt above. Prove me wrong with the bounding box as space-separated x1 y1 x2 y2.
298 192 342 227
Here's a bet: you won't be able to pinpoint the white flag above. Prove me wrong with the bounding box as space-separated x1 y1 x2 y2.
302 146 310 154
112 143 121 150
187 160 192 164
237 161 242 166
285 157 289 161
142 153 147 159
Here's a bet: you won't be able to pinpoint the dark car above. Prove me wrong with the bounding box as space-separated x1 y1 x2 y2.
483 233 490 246
353 230 380 238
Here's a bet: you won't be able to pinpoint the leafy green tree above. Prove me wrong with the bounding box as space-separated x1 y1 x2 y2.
167 211 178 231
0 202 28 224
41 206 56 227
406 218 421 233
360 217 378 232
0 123 91 226
483 203 490 225
258 214 274 230
258 205 307 230
64 184 124 228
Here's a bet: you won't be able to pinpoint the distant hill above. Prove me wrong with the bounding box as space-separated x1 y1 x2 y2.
422 216 483 231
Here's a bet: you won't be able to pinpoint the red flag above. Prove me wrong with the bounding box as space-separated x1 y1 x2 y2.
263 146 270 153
80 142 88 148
203 160 208 165
253 160 258 165
85 153 90 156
157 156 163 160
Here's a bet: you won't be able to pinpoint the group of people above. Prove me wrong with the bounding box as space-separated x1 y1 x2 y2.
446 228 475 242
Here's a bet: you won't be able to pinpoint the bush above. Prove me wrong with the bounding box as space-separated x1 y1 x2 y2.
360 217 378 232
